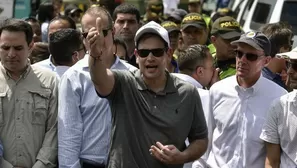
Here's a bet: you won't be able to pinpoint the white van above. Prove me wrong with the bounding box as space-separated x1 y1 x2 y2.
236 0 297 47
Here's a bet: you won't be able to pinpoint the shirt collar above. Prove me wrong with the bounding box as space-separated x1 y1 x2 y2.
173 73 203 88
234 74 263 94
0 59 31 80
288 89 297 106
135 70 177 95
48 55 55 68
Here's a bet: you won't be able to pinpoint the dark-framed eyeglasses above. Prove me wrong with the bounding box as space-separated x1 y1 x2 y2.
286 60 297 71
235 50 263 62
136 48 167 58
82 27 112 38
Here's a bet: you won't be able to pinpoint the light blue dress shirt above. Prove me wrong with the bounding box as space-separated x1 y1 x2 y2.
34 55 55 72
58 55 137 168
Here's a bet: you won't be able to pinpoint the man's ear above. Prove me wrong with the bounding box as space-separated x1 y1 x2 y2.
72 51 79 63
134 49 139 64
264 56 272 66
196 66 204 77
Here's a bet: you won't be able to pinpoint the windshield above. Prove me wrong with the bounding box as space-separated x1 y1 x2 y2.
281 1 297 35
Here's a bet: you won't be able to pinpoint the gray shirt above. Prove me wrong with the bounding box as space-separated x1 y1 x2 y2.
103 70 207 168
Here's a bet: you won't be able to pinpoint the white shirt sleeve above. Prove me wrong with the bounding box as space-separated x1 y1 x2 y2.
259 98 281 144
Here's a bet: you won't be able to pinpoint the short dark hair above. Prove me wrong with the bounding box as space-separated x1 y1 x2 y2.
113 3 140 23
260 22 293 57
0 18 33 45
49 15 77 30
114 35 128 58
49 28 83 65
84 6 113 29
24 16 39 23
136 33 168 49
178 44 209 75
37 1 55 23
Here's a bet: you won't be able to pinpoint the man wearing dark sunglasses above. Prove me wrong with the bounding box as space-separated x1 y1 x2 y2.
58 6 136 168
89 20 208 168
205 31 287 168
260 47 297 168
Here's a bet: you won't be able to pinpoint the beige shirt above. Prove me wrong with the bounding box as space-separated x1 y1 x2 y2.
0 63 58 168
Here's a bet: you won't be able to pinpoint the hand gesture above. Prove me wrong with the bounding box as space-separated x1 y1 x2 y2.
87 17 105 59
149 141 185 165
210 68 220 87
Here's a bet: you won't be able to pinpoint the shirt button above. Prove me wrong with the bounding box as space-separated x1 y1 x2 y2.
153 106 157 109
18 154 22 157
18 136 21 138
17 117 20 120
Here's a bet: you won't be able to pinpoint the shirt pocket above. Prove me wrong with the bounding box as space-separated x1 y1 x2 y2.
29 90 51 126
0 92 6 126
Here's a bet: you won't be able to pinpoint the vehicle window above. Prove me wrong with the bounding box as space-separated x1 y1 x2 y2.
239 0 254 26
250 0 276 30
281 1 297 35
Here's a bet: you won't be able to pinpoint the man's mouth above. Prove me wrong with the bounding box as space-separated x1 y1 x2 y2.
146 65 158 69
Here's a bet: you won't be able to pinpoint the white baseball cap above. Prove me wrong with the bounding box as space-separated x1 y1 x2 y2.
134 21 170 48
276 47 297 59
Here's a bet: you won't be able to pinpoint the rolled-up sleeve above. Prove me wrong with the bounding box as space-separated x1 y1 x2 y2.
58 72 83 168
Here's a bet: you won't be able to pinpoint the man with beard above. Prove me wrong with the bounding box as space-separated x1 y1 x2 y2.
113 3 141 67
206 31 287 167
260 47 297 168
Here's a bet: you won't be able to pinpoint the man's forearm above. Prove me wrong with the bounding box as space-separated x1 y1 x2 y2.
265 158 280 168
89 56 108 86
182 138 208 163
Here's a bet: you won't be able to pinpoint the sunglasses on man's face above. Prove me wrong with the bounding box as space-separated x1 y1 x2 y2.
136 48 167 58
286 61 297 71
235 50 262 62
82 28 111 38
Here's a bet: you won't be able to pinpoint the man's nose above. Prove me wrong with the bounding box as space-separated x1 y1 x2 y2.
8 48 16 58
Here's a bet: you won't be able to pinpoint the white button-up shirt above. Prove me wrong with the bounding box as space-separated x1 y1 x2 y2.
207 75 287 168
260 90 297 168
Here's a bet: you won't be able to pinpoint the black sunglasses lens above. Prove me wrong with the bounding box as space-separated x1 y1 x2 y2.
236 50 258 61
137 48 165 57
137 49 150 57
151 48 165 57
245 53 259 61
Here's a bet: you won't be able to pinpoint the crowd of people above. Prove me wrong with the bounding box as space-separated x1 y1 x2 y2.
0 0 296 167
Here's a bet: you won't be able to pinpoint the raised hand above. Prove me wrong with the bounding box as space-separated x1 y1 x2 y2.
87 17 105 59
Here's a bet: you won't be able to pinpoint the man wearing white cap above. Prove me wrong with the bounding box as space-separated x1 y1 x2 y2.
88 20 208 168
260 47 297 168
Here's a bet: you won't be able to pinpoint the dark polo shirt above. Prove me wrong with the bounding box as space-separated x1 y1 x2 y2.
101 69 207 168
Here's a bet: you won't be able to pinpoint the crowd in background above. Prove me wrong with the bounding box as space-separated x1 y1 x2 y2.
0 0 296 167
